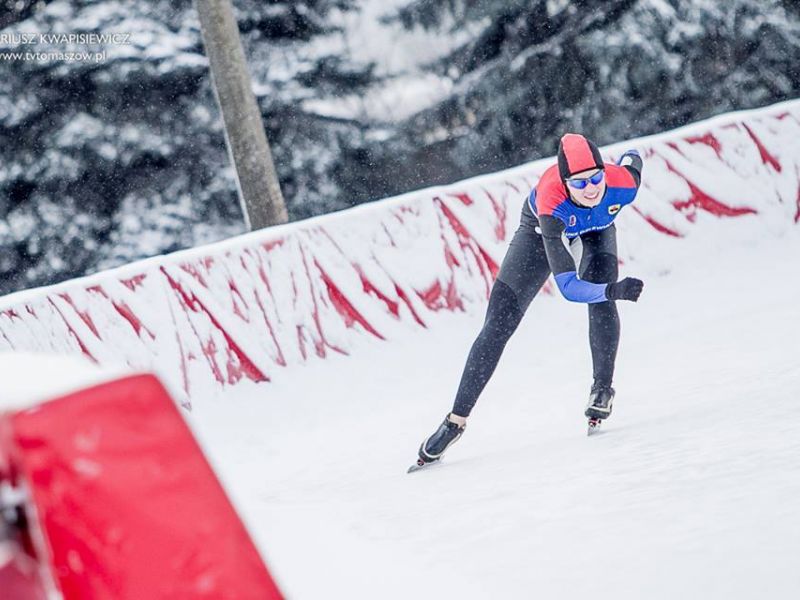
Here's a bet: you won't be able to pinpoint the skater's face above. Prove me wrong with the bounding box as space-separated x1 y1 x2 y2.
566 168 606 208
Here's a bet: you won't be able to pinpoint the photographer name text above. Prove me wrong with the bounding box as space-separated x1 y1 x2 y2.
0 32 132 45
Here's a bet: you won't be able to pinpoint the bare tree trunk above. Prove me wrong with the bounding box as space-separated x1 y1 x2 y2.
194 0 288 230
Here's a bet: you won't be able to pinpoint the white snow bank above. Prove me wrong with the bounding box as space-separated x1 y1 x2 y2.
0 100 798 404
0 352 127 411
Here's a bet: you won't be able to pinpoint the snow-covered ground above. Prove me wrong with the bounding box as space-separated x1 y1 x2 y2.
187 223 800 599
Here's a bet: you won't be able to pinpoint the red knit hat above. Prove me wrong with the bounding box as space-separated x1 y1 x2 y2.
557 133 604 180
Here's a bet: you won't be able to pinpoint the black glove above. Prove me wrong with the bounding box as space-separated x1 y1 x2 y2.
606 277 644 302
616 149 641 166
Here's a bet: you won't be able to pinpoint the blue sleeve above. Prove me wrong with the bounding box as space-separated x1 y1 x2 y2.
554 271 609 304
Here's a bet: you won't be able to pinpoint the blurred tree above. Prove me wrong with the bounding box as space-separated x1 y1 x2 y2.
340 0 800 202
0 0 375 292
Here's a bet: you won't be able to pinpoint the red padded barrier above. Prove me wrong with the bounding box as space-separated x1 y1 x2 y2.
2 374 283 600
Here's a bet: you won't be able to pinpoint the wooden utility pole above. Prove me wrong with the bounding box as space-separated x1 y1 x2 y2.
194 0 288 230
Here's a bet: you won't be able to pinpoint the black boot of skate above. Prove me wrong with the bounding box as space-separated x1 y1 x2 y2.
585 385 615 435
585 384 615 420
408 414 466 472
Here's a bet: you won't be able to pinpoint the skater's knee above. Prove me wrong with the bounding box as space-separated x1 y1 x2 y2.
482 280 523 339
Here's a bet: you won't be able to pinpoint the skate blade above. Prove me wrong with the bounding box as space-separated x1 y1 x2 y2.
407 458 439 473
587 418 603 436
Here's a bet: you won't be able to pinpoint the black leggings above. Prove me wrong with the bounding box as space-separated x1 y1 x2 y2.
452 204 620 417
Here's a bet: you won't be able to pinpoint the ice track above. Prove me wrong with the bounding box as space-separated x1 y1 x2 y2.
189 228 800 599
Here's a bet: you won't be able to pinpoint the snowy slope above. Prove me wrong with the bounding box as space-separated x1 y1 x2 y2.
189 224 800 599
0 100 798 407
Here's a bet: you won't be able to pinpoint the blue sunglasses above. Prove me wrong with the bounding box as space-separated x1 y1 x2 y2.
566 170 604 190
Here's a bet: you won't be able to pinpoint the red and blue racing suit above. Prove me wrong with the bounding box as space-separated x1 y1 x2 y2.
450 152 643 417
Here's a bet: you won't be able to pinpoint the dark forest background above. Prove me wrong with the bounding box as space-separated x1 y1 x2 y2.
1 0 799 295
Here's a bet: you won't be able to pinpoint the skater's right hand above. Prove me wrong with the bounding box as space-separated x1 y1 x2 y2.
606 277 644 302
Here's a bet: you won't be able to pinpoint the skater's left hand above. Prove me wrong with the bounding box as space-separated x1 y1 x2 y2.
606 277 644 302
616 149 641 166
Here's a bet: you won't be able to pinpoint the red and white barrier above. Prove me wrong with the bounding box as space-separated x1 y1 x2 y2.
0 101 798 402
0 360 283 600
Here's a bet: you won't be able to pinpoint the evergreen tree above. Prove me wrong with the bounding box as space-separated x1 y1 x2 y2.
0 0 375 293
367 0 800 191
